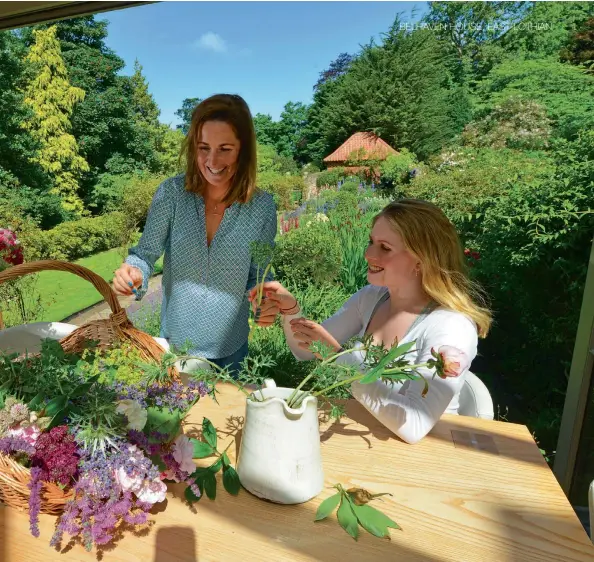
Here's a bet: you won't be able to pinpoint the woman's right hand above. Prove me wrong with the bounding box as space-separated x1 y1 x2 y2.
248 281 299 325
112 263 143 296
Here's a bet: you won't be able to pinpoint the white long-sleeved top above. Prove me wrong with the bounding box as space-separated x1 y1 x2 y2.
282 284 478 444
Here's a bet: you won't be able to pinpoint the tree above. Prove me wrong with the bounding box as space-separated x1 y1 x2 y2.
475 57 594 140
22 26 89 216
174 97 202 134
561 17 594 71
0 30 62 228
302 20 468 164
314 52 356 91
253 113 279 146
500 2 594 61
130 59 160 127
276 102 308 161
22 16 159 205
423 2 527 74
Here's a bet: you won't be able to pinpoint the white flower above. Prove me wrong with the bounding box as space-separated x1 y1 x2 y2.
136 477 167 504
116 399 147 431
172 434 196 474
115 466 143 494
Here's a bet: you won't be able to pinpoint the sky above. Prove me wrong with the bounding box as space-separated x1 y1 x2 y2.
103 1 428 127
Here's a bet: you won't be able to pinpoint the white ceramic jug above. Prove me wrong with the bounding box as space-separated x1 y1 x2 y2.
236 379 324 504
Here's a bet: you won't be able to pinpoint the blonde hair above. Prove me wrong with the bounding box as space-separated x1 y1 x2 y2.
182 94 257 205
374 199 492 338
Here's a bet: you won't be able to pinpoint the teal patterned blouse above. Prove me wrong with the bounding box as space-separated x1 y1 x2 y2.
126 174 277 358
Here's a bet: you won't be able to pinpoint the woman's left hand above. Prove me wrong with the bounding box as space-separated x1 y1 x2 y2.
289 318 341 358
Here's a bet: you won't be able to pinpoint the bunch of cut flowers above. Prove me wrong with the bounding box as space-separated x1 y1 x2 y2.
0 338 213 552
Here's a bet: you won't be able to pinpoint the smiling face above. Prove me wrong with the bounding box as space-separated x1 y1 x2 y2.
364 215 420 289
196 120 240 190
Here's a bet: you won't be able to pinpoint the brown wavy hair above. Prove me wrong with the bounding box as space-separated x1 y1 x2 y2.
182 94 257 205
374 199 492 337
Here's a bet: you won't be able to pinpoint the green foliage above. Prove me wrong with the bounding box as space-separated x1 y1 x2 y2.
37 211 128 261
379 149 418 190
78 342 147 386
404 147 555 225
475 57 594 140
183 416 241 503
0 32 53 224
461 97 552 150
316 167 346 188
258 171 305 211
274 222 342 289
467 129 594 450
302 20 470 164
314 483 399 541
174 97 201 135
329 207 374 294
501 2 594 62
561 17 594 70
27 16 161 203
22 26 89 216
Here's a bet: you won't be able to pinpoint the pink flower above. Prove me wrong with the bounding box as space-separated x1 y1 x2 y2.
6 424 41 447
136 477 167 504
172 435 196 474
431 345 469 379
0 228 23 267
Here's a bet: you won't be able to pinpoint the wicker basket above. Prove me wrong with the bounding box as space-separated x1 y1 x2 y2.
0 259 179 513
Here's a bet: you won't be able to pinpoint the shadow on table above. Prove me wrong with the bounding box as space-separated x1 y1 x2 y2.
499 505 594 562
319 398 548 468
153 526 198 562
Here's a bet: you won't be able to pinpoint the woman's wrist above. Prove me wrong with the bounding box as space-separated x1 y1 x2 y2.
280 297 300 316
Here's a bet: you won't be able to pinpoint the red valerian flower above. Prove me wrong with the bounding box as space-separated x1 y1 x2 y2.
0 228 24 268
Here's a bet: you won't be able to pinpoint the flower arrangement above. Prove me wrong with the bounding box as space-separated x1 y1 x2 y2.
0 338 230 552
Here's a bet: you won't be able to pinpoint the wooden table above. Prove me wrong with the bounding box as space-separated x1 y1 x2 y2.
1 383 593 562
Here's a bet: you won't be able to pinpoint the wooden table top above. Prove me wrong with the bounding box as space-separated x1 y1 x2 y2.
1 382 593 562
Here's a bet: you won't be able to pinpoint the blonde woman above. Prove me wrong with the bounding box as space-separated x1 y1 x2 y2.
250 199 491 444
112 94 277 374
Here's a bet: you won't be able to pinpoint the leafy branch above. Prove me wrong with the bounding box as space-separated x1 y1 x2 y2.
185 417 241 503
315 484 400 540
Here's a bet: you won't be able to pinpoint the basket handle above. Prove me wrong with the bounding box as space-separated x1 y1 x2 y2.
0 260 123 315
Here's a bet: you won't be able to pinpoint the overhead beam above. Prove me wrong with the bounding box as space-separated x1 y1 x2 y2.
0 2 154 31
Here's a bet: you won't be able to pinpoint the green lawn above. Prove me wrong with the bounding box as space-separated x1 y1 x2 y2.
4 249 163 325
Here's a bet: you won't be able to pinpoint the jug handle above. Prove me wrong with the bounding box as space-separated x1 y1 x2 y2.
263 379 277 389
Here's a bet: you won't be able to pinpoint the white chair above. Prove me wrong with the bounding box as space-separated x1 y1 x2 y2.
458 371 494 420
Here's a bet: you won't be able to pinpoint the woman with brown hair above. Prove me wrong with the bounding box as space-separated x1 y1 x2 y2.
112 94 277 373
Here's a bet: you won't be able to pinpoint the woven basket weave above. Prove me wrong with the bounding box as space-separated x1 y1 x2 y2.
0 259 179 513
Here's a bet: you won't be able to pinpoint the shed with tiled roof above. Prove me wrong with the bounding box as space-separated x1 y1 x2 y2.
323 132 398 168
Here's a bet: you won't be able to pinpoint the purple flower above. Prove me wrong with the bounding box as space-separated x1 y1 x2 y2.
28 466 43 537
0 435 35 457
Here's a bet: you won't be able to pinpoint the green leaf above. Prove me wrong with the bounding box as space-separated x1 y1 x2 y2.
43 395 68 417
204 472 217 500
222 466 241 495
48 407 69 429
202 417 217 449
351 503 401 538
27 393 44 410
209 457 223 473
191 439 215 459
146 407 181 440
337 496 359 540
222 451 231 468
69 382 94 399
314 492 341 521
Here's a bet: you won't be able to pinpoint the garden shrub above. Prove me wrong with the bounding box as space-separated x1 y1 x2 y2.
274 221 342 289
